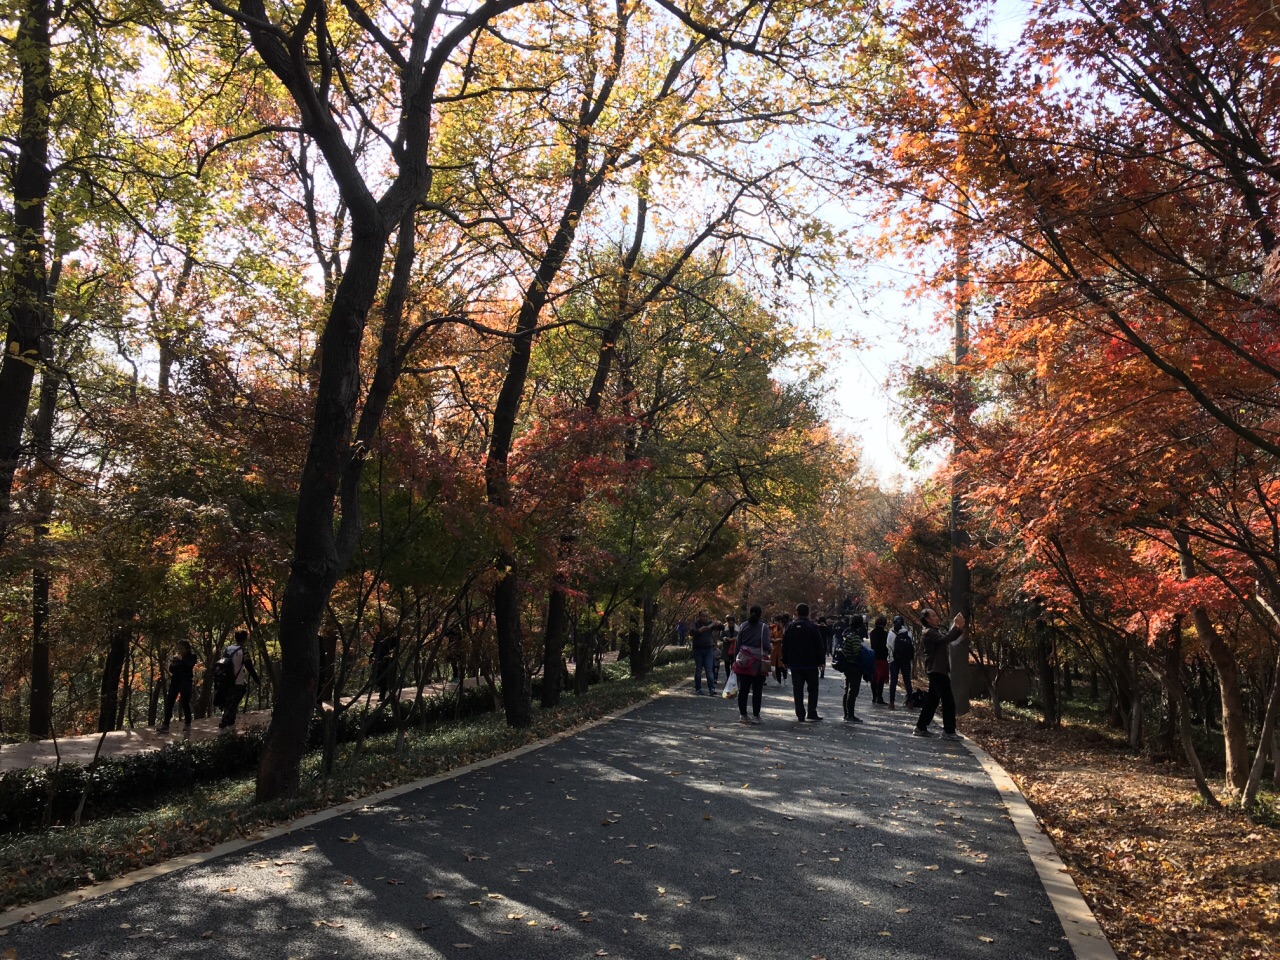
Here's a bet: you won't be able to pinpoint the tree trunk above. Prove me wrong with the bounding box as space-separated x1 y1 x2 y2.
29 567 51 736
255 235 382 799
1242 640 1280 807
1127 656 1143 749
0 0 53 546
1150 653 1220 808
27 353 58 737
98 611 133 733
541 581 567 708
1036 620 1058 727
493 559 532 726
1175 529 1249 795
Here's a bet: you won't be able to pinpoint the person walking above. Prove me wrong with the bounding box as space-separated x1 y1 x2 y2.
732 606 771 724
869 615 891 704
720 615 737 681
371 626 401 703
770 614 789 685
913 609 967 739
159 640 198 733
691 610 718 695
888 614 915 710
841 626 875 723
215 630 261 733
782 603 826 722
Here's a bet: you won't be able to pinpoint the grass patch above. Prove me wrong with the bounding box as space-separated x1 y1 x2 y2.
0 662 686 913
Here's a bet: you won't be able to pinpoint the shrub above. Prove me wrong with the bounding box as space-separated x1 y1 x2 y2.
0 684 497 837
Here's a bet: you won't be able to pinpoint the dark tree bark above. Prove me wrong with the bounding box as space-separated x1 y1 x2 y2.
540 572 567 708
97 610 133 733
27 335 59 737
1175 528 1249 794
1035 620 1058 727
0 0 53 545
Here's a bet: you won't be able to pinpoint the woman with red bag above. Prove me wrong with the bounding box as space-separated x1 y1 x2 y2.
732 605 772 724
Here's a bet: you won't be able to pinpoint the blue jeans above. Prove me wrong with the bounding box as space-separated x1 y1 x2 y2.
693 647 717 692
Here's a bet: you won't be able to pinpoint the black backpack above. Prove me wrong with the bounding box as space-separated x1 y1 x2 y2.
212 645 240 707
892 628 914 663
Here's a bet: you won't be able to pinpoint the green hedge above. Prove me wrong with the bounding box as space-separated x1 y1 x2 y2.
0 684 498 837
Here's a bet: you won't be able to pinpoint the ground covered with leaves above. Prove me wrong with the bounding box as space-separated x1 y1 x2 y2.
964 703 1279 960
0 664 687 913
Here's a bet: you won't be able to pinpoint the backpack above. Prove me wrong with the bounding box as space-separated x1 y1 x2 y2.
212 645 242 707
830 644 848 674
892 628 915 663
857 644 875 682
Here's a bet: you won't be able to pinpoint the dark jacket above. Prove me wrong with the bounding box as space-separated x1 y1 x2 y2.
869 626 890 660
922 623 965 674
782 617 826 670
169 651 197 687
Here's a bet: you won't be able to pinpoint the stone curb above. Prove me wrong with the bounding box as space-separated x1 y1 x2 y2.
964 738 1120 960
0 683 682 931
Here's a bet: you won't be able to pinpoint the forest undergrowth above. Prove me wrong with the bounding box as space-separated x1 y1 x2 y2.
965 702 1278 960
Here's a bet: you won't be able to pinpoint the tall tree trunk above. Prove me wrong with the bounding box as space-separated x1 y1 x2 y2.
1243 640 1280 807
1175 528 1249 794
1149 633 1220 807
255 226 389 802
541 572 568 708
97 610 133 733
1036 619 1058 727
0 0 53 547
27 354 58 737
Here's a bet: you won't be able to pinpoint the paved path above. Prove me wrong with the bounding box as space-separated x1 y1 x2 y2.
2 681 1077 959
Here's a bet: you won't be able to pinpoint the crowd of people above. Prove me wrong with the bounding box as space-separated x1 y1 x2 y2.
683 603 968 739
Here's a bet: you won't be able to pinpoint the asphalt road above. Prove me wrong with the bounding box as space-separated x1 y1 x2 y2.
3 678 1074 959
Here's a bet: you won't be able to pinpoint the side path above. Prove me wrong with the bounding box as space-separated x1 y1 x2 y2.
1 652 664 772
0 679 487 772
4 684 1088 960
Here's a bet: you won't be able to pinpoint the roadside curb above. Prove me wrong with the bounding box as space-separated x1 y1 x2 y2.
0 682 683 931
964 738 1120 960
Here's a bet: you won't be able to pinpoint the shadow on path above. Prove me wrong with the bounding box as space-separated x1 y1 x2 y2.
3 681 1073 959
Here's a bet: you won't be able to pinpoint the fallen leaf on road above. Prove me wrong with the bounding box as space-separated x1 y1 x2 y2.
657 886 666 896
896 908 911 914
220 887 237 893
729 869 741 875
507 913 524 920
596 951 609 956
993 891 1007 898
924 865 939 870
313 920 345 929
632 913 648 921
453 943 472 949
978 936 994 943
668 945 683 951
340 834 359 843
42 917 61 926
426 892 446 900
487 894 504 900
299 845 316 852
699 895 716 901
